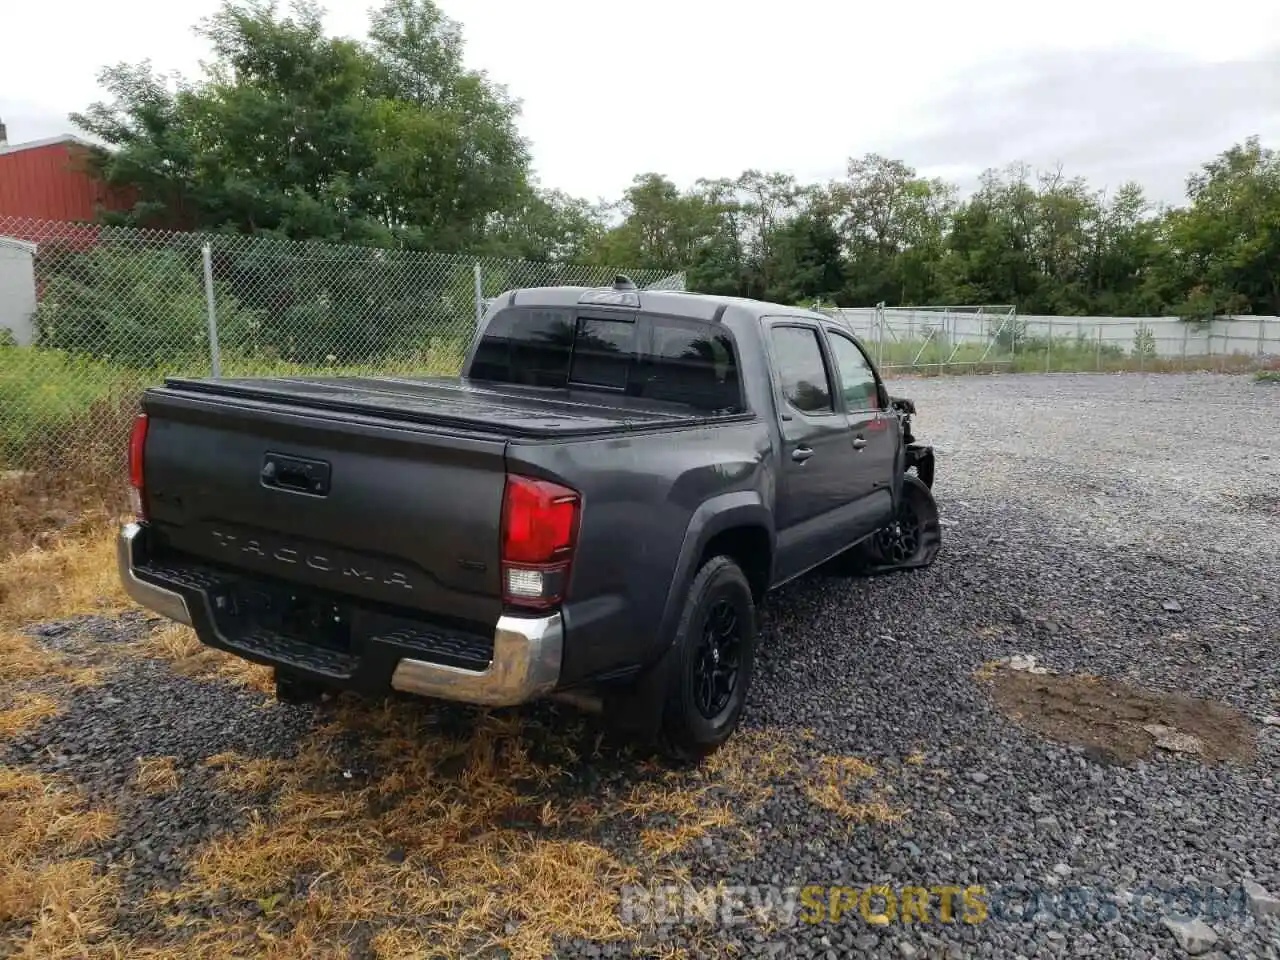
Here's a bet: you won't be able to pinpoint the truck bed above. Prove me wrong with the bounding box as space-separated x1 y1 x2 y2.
160 375 731 439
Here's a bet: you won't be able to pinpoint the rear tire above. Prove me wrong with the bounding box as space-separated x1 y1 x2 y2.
655 555 757 761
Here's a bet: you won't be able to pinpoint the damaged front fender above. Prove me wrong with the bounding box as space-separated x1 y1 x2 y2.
905 443 935 489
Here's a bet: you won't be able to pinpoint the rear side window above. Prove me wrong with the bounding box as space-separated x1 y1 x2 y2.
469 308 743 412
638 319 741 411
769 326 833 413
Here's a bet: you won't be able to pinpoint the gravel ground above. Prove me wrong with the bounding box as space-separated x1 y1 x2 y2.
6 372 1280 959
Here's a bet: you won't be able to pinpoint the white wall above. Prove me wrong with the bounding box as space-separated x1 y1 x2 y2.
0 238 37 346
828 306 1280 359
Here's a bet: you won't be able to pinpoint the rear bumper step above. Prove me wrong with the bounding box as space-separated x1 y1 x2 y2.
118 523 563 707
390 616 561 707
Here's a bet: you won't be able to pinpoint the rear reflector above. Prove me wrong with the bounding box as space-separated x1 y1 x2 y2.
501 474 580 609
128 413 148 520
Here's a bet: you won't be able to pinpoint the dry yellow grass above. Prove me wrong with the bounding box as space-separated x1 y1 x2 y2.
803 755 905 826
203 753 283 793
0 529 126 631
134 757 180 795
139 623 203 661
4 706 906 958
0 633 59 686
214 656 276 696
0 631 103 691
0 766 119 957
0 694 59 739
0 528 123 699
369 927 442 959
145 707 642 960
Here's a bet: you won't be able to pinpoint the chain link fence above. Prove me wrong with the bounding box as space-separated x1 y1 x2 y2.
824 305 1280 376
0 216 683 478
3 214 1278 485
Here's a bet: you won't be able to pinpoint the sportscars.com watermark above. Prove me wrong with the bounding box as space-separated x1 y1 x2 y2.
619 882 1257 928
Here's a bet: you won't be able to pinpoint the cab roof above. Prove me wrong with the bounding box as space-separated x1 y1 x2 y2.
498 277 830 325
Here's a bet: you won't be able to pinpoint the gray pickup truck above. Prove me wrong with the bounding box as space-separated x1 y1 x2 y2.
119 279 940 758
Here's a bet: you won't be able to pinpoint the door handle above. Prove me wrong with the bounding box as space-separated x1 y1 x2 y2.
852 436 868 450
791 446 814 463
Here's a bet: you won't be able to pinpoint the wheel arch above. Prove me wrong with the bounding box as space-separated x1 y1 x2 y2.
652 493 773 664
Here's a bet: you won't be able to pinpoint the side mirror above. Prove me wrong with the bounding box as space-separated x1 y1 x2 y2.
890 396 916 415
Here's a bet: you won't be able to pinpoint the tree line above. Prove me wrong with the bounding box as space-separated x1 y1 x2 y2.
76 0 1279 319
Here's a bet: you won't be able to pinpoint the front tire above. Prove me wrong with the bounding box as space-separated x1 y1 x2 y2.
657 555 758 761
855 473 943 573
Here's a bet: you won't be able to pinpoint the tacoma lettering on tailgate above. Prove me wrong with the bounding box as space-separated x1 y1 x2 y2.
210 530 414 590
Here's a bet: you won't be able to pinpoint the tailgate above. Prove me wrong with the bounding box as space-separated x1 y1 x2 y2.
141 387 507 630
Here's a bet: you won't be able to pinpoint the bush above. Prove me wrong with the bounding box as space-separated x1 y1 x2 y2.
216 243 475 365
33 246 258 367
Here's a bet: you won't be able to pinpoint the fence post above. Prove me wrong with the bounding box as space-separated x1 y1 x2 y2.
1096 326 1102 371
1259 317 1267 358
1046 316 1053 373
201 242 222 380
1182 322 1189 369
876 302 885 368
1138 321 1145 372
473 262 484 330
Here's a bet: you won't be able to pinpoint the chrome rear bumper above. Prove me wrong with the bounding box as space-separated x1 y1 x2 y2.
118 522 562 707
118 522 192 626
390 613 563 707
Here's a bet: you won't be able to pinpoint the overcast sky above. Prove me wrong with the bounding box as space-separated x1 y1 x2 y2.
3 0 1277 208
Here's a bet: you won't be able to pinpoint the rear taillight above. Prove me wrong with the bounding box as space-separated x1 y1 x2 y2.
128 413 149 520
500 474 580 610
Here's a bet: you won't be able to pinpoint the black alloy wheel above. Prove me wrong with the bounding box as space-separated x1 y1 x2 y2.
692 598 742 720
874 498 923 565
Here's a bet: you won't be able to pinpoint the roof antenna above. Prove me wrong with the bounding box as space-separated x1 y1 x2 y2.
612 274 637 291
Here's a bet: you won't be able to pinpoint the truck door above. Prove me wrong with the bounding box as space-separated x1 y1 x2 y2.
824 327 900 535
766 322 865 581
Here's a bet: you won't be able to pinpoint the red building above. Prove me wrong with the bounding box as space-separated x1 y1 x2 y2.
0 129 134 235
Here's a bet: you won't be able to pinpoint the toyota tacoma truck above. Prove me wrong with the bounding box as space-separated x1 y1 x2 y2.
119 279 940 758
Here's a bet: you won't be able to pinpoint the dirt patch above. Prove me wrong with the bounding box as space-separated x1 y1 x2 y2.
986 668 1257 765
0 468 125 560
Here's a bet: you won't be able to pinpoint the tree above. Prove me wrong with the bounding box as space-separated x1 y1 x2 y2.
758 210 844 306
591 174 721 272
1160 137 1280 317
74 0 530 251
482 188 607 262
832 154 954 306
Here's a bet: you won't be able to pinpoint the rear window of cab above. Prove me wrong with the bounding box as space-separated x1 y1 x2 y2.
469 307 744 413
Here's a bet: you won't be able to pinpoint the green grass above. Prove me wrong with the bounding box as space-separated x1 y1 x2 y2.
870 335 1267 377
0 348 145 467
0 344 470 472
1255 370 1280 382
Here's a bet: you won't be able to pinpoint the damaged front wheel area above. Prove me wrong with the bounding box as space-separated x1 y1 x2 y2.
851 474 943 574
